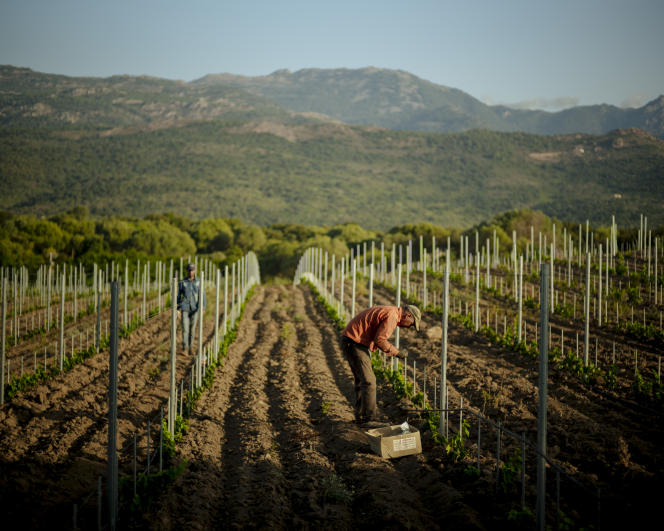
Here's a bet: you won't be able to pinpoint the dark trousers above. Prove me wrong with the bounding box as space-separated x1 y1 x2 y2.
341 336 377 422
182 310 199 350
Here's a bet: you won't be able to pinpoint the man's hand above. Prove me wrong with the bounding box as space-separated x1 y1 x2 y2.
396 349 408 359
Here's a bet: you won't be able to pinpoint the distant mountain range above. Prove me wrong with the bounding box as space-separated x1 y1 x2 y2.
195 67 664 137
1 65 663 228
2 65 663 137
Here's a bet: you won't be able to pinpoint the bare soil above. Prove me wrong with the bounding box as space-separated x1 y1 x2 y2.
151 285 482 530
356 281 664 528
1 281 661 529
0 288 219 529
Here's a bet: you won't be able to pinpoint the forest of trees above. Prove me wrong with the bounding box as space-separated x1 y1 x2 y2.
0 206 649 280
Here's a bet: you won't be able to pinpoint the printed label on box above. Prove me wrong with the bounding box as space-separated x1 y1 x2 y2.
393 436 416 452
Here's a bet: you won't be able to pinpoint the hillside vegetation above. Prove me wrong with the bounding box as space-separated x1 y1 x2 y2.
2 65 663 228
0 207 650 279
2 120 663 227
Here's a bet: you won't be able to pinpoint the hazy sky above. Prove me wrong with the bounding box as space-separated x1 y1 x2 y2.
1 0 662 110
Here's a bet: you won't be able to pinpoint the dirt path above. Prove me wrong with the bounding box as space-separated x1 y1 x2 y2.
0 289 222 529
152 284 482 530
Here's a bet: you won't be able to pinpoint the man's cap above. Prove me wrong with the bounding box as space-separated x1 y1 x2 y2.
405 304 421 331
186 263 196 271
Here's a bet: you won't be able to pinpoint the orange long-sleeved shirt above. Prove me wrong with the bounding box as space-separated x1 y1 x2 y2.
342 306 404 356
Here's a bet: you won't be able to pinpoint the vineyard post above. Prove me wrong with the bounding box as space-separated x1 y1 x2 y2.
423 366 427 408
95 277 101 352
550 244 555 313
536 262 550 531
568 241 572 285
1 277 6 405
169 278 177 433
197 271 204 388
423 249 427 308
395 263 401 349
538 232 543 270
584 253 590 365
486 238 490 288
107 281 119 531
369 262 374 308
406 243 410 298
231 263 236 322
518 256 523 341
371 241 375 278
142 265 147 321
351 259 356 317
432 236 437 271
157 261 162 312
440 247 450 437
605 238 609 299
59 274 65 371
475 251 480 332
223 266 228 336
363 242 367 276
212 269 219 359
512 230 517 297
47 266 52 330
330 255 336 305
340 259 345 322
648 230 652 277
598 244 603 326
324 252 328 297
74 268 77 322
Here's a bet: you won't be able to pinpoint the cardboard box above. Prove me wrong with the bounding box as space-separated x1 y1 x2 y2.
365 424 422 458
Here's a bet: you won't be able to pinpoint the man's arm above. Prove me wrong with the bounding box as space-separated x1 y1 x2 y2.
373 313 399 356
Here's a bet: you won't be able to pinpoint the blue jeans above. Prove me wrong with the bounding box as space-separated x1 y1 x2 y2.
182 310 199 350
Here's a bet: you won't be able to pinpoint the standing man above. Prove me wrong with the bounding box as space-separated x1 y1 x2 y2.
177 263 206 355
341 304 421 428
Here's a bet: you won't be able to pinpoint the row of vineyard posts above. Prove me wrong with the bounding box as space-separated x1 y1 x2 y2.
294 212 661 530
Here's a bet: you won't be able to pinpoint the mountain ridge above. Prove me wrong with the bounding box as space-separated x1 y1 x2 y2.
194 66 664 137
2 65 662 137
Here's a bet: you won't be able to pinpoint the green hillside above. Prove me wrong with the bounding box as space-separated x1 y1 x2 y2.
0 65 301 129
1 65 663 230
2 120 663 228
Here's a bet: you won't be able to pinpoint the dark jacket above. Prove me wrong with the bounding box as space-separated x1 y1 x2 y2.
177 277 206 312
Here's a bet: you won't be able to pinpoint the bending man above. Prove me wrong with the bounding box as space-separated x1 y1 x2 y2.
341 304 421 428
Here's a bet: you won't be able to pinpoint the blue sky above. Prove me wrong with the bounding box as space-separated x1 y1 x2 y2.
1 0 662 110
